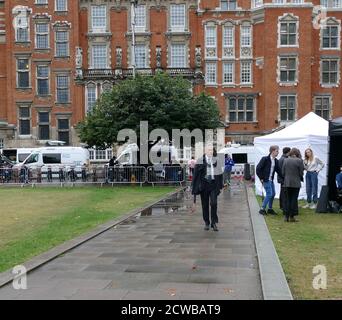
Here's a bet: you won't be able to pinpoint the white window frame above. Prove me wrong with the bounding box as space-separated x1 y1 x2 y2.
253 0 263 8
314 96 332 120
170 43 186 68
279 95 297 122
170 4 186 32
91 5 107 33
278 55 298 85
223 62 235 85
205 62 217 85
16 58 31 89
240 25 252 48
134 5 146 32
223 24 235 58
55 0 68 12
86 83 98 113
55 30 69 57
133 44 147 69
91 44 108 69
227 97 256 123
220 0 237 10
278 14 299 48
36 65 50 96
320 58 340 87
240 61 252 85
205 25 217 59
35 23 50 49
56 74 70 104
320 21 341 50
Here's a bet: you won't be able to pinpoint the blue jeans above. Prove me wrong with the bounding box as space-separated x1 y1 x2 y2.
306 171 318 204
262 181 276 210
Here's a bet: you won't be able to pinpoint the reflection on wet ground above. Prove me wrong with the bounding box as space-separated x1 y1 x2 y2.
0 182 262 300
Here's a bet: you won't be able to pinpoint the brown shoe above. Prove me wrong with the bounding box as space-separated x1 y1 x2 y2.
289 217 299 223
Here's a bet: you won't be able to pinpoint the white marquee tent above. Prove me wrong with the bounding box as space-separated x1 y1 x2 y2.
254 112 329 199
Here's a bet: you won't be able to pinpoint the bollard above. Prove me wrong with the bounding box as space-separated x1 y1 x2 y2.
47 167 53 182
59 168 65 182
81 166 87 182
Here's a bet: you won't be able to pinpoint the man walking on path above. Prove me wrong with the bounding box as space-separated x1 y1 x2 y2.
256 145 283 216
278 147 291 213
192 144 224 231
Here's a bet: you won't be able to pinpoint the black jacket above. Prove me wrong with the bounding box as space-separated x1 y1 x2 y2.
191 155 224 196
277 155 288 184
256 155 283 183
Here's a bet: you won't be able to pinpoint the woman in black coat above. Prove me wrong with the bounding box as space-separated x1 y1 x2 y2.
192 145 224 231
282 148 304 222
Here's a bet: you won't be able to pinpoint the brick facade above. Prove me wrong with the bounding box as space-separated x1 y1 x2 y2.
0 0 342 149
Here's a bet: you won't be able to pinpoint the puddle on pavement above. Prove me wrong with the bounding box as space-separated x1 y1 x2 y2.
138 190 193 217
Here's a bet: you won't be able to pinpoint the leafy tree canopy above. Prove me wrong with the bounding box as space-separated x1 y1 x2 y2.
77 73 221 148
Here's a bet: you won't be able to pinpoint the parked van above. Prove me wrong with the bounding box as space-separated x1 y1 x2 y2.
17 147 90 169
218 144 256 165
115 142 179 166
2 148 39 163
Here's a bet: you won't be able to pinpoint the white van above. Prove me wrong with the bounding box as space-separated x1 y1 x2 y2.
17 148 40 163
218 144 256 165
115 143 179 166
18 147 90 169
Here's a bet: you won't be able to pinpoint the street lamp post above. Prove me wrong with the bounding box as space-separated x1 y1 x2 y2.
131 0 138 78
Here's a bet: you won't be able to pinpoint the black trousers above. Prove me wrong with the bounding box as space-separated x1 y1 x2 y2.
200 180 219 225
279 185 286 211
284 187 300 218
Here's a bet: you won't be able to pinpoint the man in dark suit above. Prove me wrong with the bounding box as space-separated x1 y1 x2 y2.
192 144 224 231
278 147 291 213
256 145 283 215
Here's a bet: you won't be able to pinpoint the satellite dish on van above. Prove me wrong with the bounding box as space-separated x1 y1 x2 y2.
46 140 66 146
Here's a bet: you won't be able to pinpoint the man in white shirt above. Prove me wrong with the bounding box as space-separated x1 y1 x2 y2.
191 144 224 231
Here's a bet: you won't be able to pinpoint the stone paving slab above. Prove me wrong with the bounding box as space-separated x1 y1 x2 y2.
0 183 263 300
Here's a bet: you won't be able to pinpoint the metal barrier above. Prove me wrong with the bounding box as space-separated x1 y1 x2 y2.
147 165 186 185
0 167 28 184
0 165 187 187
106 166 146 185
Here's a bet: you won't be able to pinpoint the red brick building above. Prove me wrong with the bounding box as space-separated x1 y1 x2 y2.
0 0 342 150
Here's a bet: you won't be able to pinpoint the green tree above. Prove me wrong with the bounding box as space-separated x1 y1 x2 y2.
77 73 221 148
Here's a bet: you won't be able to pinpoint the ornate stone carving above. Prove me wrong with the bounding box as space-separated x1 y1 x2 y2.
156 46 162 69
223 47 234 58
195 46 202 68
206 48 216 58
75 47 83 69
116 47 122 68
240 47 252 58
75 47 83 80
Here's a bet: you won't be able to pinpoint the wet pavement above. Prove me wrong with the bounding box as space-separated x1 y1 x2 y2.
0 182 262 300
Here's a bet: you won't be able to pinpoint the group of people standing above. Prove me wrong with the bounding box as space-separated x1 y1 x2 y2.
256 146 324 222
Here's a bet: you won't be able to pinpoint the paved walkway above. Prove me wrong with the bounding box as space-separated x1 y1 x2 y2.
0 182 262 300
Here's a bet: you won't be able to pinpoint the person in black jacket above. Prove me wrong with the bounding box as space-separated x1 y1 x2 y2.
192 144 224 231
256 145 283 215
277 147 291 213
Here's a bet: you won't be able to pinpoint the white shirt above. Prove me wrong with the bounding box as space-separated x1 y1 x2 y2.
269 156 275 181
206 155 215 180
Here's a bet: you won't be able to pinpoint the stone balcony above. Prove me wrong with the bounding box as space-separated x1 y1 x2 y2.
82 68 203 81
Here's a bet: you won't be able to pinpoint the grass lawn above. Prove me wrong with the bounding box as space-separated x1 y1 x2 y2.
257 196 342 299
0 186 176 273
